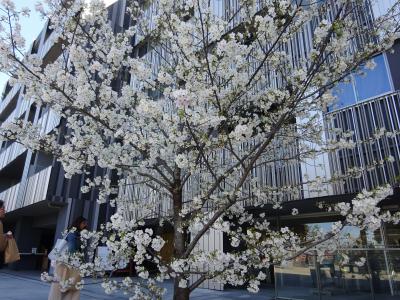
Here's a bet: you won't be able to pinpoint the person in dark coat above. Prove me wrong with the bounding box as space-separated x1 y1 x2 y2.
0 200 13 267
48 216 88 300
65 217 88 254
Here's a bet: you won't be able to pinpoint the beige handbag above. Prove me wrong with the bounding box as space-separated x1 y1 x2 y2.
5 238 20 264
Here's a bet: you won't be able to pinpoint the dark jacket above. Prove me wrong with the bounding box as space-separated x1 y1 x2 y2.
65 232 80 254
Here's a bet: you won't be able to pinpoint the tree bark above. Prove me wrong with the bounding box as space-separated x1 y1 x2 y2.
172 173 190 300
173 282 190 300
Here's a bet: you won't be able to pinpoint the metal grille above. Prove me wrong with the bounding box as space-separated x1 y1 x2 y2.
325 92 400 194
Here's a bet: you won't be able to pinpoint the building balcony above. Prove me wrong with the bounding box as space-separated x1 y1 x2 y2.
0 182 20 212
22 166 52 208
0 107 19 128
0 165 52 213
16 97 34 120
39 30 57 59
37 109 61 134
0 84 20 120
0 143 26 172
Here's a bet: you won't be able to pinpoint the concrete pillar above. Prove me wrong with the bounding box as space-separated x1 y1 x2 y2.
53 198 72 241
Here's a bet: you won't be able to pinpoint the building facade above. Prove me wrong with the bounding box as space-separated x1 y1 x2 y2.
326 45 400 193
304 44 400 300
0 1 118 270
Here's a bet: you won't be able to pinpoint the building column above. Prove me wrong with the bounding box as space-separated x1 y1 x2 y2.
53 198 72 241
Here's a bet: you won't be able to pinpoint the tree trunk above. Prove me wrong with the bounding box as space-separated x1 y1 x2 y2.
173 281 190 300
172 173 190 300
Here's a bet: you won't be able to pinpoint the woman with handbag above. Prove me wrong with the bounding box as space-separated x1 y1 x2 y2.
0 200 20 267
48 216 88 300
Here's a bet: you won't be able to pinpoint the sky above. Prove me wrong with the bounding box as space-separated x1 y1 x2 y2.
0 1 46 93
0 0 120 94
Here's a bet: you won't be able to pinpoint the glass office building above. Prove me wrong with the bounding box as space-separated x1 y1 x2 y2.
326 44 400 194
275 221 400 300
272 22 400 300
273 2 400 298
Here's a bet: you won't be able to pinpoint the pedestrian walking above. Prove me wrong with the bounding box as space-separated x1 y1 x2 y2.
0 200 20 267
48 216 89 300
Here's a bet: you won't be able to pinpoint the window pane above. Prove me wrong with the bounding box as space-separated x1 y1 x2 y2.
354 54 392 101
331 77 356 110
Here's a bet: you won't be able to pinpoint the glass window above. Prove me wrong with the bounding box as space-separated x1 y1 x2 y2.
354 54 392 101
385 224 400 247
331 77 357 110
304 222 385 248
329 54 393 112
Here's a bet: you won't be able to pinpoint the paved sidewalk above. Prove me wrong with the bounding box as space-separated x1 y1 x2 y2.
0 270 275 300
0 271 127 300
2 270 399 300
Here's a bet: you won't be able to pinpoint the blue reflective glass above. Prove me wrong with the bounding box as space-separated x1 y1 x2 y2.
331 77 356 110
354 54 392 101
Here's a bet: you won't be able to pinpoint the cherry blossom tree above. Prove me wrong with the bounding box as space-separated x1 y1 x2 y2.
1 0 400 299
